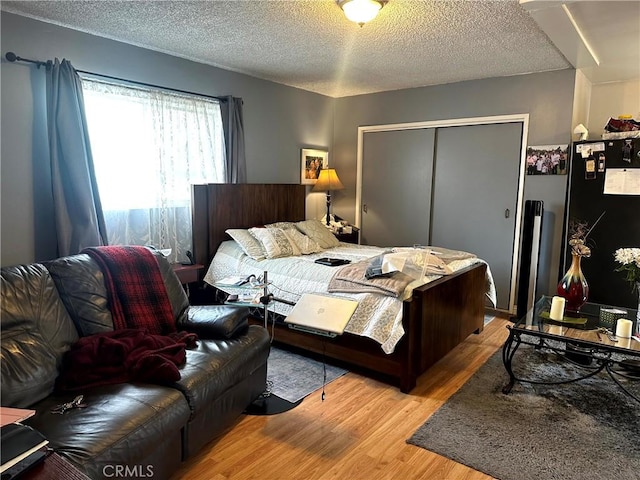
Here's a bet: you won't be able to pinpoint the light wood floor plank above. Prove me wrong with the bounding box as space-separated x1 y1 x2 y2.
172 316 511 480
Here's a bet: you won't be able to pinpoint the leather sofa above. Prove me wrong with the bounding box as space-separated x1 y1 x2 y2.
1 252 270 480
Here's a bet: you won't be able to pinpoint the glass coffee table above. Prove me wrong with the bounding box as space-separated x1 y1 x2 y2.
502 295 640 402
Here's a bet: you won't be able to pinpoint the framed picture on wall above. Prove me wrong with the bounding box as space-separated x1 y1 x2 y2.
526 144 569 175
301 148 329 185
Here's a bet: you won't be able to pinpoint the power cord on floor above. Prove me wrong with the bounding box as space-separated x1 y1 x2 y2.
321 340 327 402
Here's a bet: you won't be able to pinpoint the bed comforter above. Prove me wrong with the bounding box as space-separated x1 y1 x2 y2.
204 241 496 354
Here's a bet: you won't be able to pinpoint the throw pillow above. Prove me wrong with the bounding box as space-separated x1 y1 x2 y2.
249 227 298 259
295 219 340 249
265 221 296 230
225 229 266 260
282 228 323 255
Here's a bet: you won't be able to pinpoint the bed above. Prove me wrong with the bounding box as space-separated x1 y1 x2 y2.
192 183 494 393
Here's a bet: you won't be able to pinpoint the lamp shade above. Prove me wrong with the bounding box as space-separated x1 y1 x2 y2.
573 123 589 141
312 168 345 192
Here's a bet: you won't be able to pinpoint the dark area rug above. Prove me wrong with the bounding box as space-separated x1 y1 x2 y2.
267 347 348 403
408 341 640 480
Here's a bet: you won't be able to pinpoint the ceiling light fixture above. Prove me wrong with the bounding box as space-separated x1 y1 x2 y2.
338 0 386 27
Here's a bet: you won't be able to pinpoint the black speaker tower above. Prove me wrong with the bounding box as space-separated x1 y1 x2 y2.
514 200 544 320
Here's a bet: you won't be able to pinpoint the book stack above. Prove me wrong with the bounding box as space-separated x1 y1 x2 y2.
1 408 48 479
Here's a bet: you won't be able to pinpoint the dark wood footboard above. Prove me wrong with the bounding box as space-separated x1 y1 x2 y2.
192 183 487 393
249 262 486 393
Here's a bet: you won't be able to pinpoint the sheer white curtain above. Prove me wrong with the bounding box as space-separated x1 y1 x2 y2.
80 78 225 263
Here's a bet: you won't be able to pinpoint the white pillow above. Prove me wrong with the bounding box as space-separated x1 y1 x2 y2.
249 227 298 259
295 219 340 249
282 228 323 255
225 229 265 260
265 221 296 230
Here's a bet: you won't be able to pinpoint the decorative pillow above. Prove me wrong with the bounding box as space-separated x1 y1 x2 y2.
225 229 265 260
282 228 323 255
249 227 298 259
295 219 340 249
265 221 296 230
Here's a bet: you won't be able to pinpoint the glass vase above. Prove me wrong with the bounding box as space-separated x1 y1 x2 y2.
557 254 589 313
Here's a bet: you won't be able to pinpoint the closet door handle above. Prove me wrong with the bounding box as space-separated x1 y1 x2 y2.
363 204 368 213
505 208 510 218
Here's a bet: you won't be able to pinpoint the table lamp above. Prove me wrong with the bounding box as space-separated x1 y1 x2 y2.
312 168 345 226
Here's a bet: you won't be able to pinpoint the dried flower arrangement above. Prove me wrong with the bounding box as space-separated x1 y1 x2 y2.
567 211 605 258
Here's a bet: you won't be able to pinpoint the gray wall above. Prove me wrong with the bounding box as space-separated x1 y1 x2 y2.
332 70 577 298
1 13 334 266
0 13 577 297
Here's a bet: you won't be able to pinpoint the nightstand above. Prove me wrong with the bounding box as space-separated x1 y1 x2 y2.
334 226 359 244
172 264 205 302
172 263 204 285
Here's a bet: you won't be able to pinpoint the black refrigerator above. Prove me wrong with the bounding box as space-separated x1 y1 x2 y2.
561 137 640 309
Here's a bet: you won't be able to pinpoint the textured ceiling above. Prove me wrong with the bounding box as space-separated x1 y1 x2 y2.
0 0 580 97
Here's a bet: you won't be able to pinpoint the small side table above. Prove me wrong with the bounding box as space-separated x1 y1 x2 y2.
335 226 359 244
172 264 205 301
172 263 204 285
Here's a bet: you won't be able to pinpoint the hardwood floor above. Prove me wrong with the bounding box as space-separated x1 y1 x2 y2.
173 317 511 480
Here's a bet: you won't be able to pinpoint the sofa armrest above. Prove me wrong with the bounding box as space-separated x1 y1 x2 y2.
180 305 250 339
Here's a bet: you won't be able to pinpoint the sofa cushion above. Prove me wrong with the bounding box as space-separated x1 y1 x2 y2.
1 264 79 407
44 254 114 336
25 383 190 479
180 305 249 339
152 252 189 325
45 252 190 336
172 325 270 418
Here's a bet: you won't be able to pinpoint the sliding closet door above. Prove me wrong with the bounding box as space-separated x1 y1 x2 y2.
361 129 435 247
431 122 523 311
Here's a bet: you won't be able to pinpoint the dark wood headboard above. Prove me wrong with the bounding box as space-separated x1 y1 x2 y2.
191 183 306 266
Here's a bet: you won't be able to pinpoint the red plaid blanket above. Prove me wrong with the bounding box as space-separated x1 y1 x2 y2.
56 329 186 391
83 246 176 335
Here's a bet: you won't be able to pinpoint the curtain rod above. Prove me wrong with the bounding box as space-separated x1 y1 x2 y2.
5 51 52 70
4 51 227 102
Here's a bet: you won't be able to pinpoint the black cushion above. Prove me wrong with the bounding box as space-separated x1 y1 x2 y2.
152 252 190 325
171 325 270 417
0 264 79 407
25 383 190 479
44 254 115 336
180 305 249 339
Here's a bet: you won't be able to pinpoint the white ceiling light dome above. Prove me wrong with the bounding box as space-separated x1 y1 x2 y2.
338 0 386 26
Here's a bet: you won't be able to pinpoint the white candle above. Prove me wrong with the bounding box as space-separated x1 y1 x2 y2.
549 296 565 321
615 318 633 338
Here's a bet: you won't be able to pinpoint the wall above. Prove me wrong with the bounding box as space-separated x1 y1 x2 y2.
571 69 592 140
332 70 577 299
587 79 640 137
0 13 579 301
1 13 334 266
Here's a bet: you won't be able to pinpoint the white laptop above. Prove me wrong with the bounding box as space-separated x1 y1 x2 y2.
285 293 358 337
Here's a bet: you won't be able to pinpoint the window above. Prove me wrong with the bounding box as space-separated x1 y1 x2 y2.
81 77 225 263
